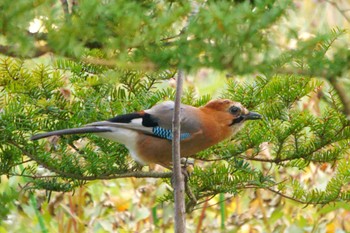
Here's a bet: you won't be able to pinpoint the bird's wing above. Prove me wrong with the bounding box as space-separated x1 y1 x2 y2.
89 101 202 140
145 101 201 132
31 101 202 141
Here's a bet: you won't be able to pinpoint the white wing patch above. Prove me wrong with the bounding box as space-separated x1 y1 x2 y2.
86 120 153 134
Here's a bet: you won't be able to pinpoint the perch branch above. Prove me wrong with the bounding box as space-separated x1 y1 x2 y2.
172 70 186 232
8 141 172 180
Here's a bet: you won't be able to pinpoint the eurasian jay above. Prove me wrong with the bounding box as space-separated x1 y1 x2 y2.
31 99 262 167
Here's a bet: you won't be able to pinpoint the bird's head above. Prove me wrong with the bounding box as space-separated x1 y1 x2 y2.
203 99 262 127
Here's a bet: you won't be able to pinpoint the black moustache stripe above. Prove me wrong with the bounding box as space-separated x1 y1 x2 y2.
229 116 244 126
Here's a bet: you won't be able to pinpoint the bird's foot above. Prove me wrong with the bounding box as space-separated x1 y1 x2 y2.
180 157 194 179
130 163 144 171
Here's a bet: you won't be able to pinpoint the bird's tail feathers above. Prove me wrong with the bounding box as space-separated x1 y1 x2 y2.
30 126 112 140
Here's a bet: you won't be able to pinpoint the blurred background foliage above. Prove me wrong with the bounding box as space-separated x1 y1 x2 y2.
1 0 350 232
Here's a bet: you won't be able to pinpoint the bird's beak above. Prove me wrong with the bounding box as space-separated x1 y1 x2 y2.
243 111 262 120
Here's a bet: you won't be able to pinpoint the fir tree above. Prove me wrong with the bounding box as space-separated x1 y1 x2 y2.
1 0 350 231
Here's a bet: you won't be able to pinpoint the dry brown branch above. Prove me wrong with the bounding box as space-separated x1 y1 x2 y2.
0 44 51 58
326 0 350 23
329 77 350 118
60 0 70 17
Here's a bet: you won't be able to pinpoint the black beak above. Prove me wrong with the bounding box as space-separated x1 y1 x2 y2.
243 111 262 120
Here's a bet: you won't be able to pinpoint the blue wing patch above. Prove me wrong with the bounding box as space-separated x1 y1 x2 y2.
152 126 191 140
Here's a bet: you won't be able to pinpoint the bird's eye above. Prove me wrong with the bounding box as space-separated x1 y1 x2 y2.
229 106 241 114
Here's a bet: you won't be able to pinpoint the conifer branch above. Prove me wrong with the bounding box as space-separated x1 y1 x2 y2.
329 77 350 118
264 187 343 205
8 141 172 180
276 67 350 118
0 45 51 58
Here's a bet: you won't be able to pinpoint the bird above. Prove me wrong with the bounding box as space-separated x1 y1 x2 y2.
31 99 262 168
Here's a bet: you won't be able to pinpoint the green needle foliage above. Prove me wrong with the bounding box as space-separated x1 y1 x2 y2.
1 0 350 214
1 57 350 208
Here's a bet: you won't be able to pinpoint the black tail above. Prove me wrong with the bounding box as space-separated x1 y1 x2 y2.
30 127 112 140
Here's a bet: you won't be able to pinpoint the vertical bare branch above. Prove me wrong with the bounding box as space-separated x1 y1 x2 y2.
172 3 200 231
71 0 79 15
60 0 69 18
172 70 186 232
324 0 350 119
329 77 350 119
326 1 350 23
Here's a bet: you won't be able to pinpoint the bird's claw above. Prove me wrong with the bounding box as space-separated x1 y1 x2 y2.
180 158 194 179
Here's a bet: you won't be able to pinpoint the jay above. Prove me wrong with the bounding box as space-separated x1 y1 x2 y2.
31 99 262 168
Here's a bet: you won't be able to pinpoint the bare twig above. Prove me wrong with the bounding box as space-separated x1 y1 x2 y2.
10 170 172 180
172 70 186 232
195 196 210 233
81 57 156 70
192 185 336 212
265 187 314 205
171 1 201 229
0 45 50 58
326 0 350 23
185 179 197 213
60 0 70 18
72 0 78 8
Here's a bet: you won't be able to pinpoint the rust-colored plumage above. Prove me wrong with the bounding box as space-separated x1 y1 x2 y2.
31 99 262 167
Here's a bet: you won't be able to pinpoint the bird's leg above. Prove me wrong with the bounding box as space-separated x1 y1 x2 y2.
169 158 193 184
168 158 197 211
180 158 197 212
180 157 194 179
169 158 191 187
130 162 144 171
169 165 197 212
